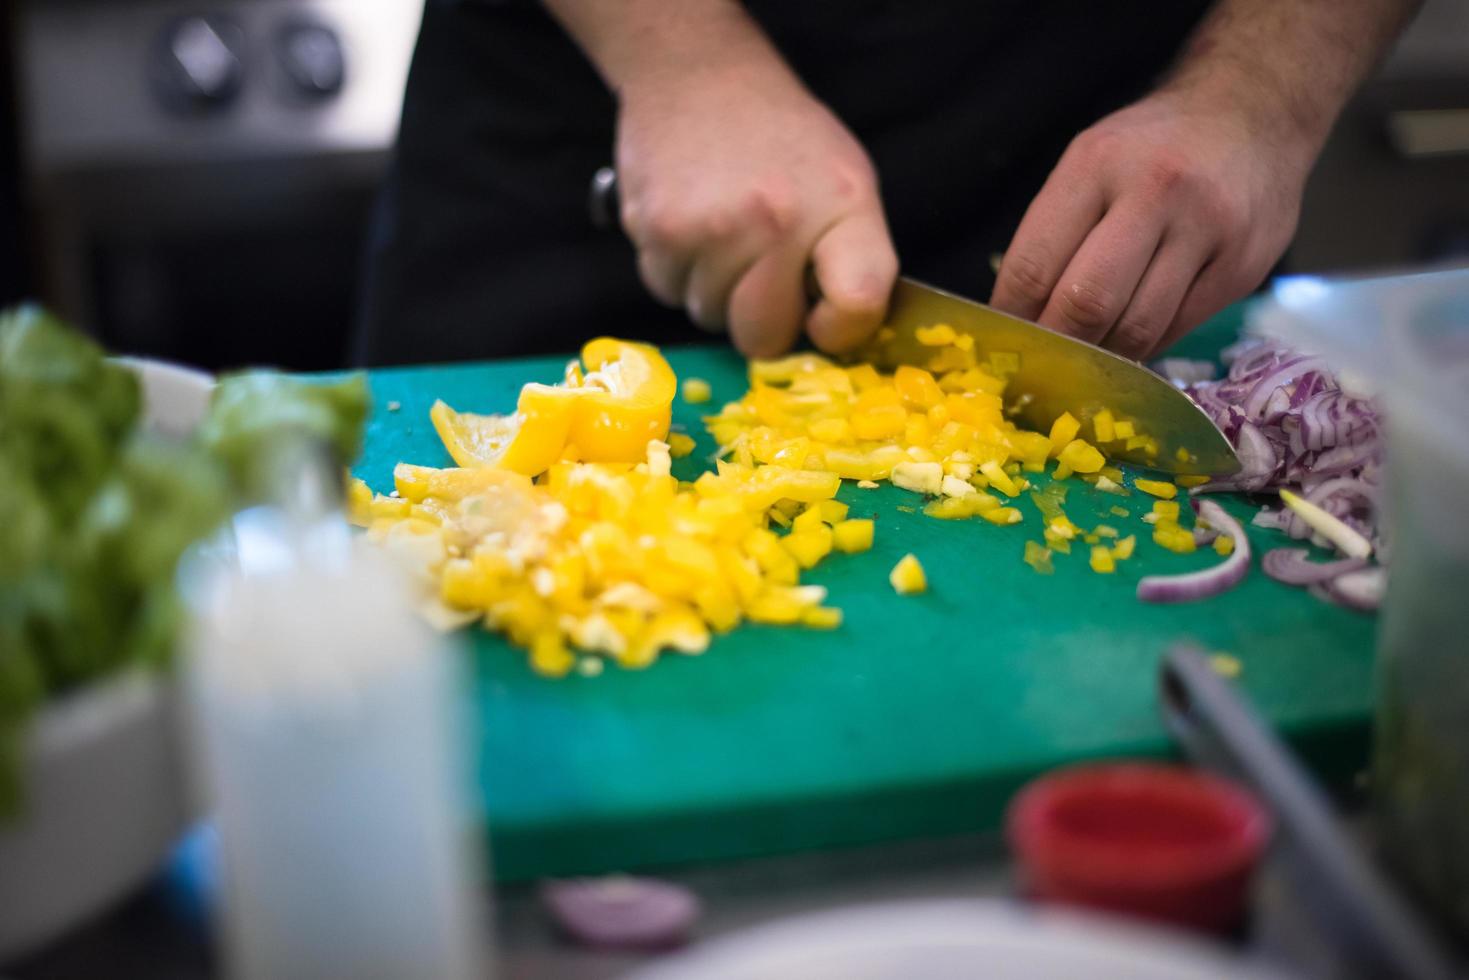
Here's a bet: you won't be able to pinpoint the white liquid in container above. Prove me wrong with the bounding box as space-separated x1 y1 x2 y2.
183 502 488 980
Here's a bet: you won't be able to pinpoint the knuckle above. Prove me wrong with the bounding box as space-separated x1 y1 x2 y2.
1140 151 1190 197
1056 279 1121 333
1110 315 1158 357
638 200 695 249
747 179 800 236
999 251 1054 305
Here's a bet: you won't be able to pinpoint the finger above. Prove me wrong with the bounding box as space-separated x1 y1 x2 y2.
1152 251 1270 358
1102 231 1213 360
990 162 1107 321
683 227 771 333
727 246 807 359
636 248 693 309
805 210 898 354
1036 201 1165 345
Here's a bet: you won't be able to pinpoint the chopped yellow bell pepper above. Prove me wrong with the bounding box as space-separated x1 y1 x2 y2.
890 553 927 594
432 338 676 476
1090 545 1116 574
832 518 875 552
682 377 712 404
1135 478 1178 499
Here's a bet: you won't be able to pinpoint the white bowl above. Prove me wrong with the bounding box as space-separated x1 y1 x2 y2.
0 357 215 960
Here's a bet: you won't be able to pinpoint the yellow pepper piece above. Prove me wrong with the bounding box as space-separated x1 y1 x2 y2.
915 323 957 346
1109 505 1130 518
1153 523 1197 553
783 527 834 569
432 338 675 476
1112 420 1135 439
682 377 712 404
1090 545 1116 574
668 432 696 457
832 518 875 553
894 365 944 409
1210 653 1243 678
982 507 1023 525
393 462 533 502
1111 535 1136 560
890 553 927 594
1023 540 1054 575
1214 534 1236 556
347 476 373 527
1093 410 1116 443
1152 500 1181 521
1135 478 1178 499
801 606 844 629
1057 439 1105 474
1176 475 1210 488
979 460 1019 497
1048 412 1080 455
810 499 849 524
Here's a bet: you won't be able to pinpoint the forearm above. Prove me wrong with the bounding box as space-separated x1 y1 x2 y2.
1163 0 1424 154
541 0 794 98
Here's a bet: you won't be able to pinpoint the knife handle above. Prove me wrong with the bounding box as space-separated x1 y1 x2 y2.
588 166 823 309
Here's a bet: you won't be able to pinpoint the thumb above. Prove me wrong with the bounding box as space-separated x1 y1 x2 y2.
805 210 898 354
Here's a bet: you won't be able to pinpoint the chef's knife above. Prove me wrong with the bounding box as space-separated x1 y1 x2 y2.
588 167 1239 476
867 278 1239 475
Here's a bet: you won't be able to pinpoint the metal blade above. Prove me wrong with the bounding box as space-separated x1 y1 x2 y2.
864 278 1240 476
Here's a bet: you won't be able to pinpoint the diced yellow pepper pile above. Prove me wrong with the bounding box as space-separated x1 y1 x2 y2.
351 329 1216 678
352 339 873 678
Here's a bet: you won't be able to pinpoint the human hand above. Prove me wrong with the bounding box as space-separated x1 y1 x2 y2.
615 58 898 358
990 87 1315 360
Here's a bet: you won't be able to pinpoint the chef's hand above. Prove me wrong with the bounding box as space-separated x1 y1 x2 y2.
990 88 1314 361
615 61 898 358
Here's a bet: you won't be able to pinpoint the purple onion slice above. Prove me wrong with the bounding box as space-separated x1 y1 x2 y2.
541 876 702 949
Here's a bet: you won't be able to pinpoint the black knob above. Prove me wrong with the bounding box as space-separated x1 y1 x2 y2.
276 22 345 99
151 16 245 113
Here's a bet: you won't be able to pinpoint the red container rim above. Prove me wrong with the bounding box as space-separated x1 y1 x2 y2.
1006 762 1273 897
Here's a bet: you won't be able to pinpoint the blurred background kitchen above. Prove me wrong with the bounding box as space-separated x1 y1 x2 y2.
2 0 1469 373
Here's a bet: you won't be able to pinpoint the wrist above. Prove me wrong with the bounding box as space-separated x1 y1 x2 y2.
585 2 794 104
1160 63 1333 168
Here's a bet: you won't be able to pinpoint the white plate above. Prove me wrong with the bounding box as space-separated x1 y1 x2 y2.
627 899 1296 980
0 357 215 960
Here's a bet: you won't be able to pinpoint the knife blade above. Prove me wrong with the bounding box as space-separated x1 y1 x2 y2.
863 278 1240 476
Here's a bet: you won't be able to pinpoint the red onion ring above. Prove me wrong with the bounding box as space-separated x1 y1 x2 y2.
1261 548 1369 585
541 876 702 949
1137 501 1251 603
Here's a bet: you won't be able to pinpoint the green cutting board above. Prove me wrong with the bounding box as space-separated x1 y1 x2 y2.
349 308 1376 881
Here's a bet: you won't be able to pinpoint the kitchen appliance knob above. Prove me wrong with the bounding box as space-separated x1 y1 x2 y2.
276 23 345 98
152 16 245 112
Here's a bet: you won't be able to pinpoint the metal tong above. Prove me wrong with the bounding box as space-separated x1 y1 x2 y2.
1160 646 1461 980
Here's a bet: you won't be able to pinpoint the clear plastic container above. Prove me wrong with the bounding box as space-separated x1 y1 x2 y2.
1253 266 1469 934
180 450 489 979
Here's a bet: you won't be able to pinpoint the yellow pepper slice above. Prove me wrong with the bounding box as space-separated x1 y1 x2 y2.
431 338 676 475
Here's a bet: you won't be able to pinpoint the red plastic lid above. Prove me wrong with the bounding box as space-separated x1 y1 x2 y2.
1006 763 1272 931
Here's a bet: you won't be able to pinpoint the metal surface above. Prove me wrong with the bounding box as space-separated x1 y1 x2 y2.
1160 646 1461 980
866 279 1240 475
18 0 422 173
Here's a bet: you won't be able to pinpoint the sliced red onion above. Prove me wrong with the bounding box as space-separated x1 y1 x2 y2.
1137 501 1251 603
1251 508 1283 530
1241 356 1326 419
1193 526 1220 547
1262 548 1370 585
1309 566 1387 612
1192 421 1277 493
541 876 702 949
